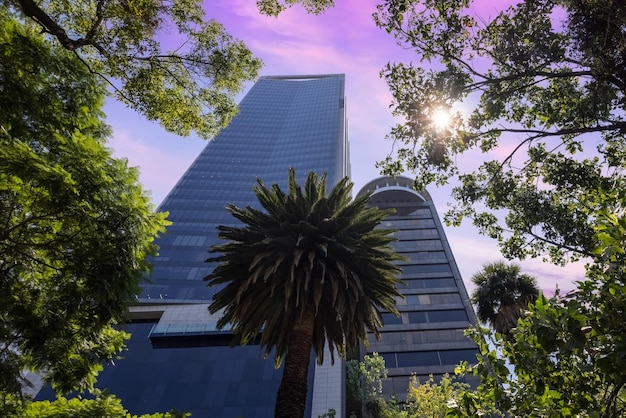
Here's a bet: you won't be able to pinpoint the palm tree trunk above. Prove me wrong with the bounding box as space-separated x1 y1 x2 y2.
274 303 316 418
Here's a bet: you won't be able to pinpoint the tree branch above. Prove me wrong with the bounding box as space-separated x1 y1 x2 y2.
1 209 67 241
72 52 136 106
84 0 108 43
465 69 596 93
17 0 92 50
525 228 594 258
466 122 626 160
13 247 65 272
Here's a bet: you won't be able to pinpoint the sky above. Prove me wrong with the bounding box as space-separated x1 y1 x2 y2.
105 0 586 294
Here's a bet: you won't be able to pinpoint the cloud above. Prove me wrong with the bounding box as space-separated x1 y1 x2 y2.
441 226 586 296
522 259 587 295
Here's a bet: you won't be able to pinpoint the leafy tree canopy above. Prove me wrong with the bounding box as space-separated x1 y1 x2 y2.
450 194 626 417
0 11 168 398
6 0 262 139
374 0 626 264
21 390 189 418
346 352 388 403
405 374 469 418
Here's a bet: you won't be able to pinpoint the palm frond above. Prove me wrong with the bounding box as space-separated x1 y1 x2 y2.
206 169 403 366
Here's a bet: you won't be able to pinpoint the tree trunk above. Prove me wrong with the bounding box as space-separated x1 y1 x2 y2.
274 304 316 418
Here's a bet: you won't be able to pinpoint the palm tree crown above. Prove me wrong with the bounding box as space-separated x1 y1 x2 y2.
471 261 540 338
206 169 403 418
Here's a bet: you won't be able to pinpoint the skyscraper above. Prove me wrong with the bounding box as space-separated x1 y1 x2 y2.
37 74 349 417
139 74 349 306
356 177 479 402
36 75 479 417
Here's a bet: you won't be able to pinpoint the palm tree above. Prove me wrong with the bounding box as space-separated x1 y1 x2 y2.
206 169 403 418
471 261 540 339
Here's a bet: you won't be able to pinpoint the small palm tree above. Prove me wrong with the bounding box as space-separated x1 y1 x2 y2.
471 261 540 339
206 169 403 418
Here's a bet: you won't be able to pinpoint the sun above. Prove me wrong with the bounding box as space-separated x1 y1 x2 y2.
431 108 452 130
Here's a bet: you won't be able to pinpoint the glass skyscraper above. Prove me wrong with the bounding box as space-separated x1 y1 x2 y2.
141 74 349 304
36 75 479 417
37 74 349 417
356 177 479 402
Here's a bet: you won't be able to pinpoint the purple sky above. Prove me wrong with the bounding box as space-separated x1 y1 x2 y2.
105 0 585 293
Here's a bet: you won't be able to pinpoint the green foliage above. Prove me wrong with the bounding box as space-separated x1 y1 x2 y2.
8 0 262 139
374 2 626 415
364 397 407 418
23 390 189 418
346 353 467 418
358 374 468 418
450 195 626 417
0 392 24 417
207 169 403 417
374 0 626 264
0 12 168 399
471 261 540 338
257 0 335 16
346 353 388 402
317 408 336 418
405 374 468 418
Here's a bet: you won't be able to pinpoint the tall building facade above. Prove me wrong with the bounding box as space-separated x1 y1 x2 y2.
142 74 349 304
356 177 479 402
36 75 479 416
37 75 349 417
